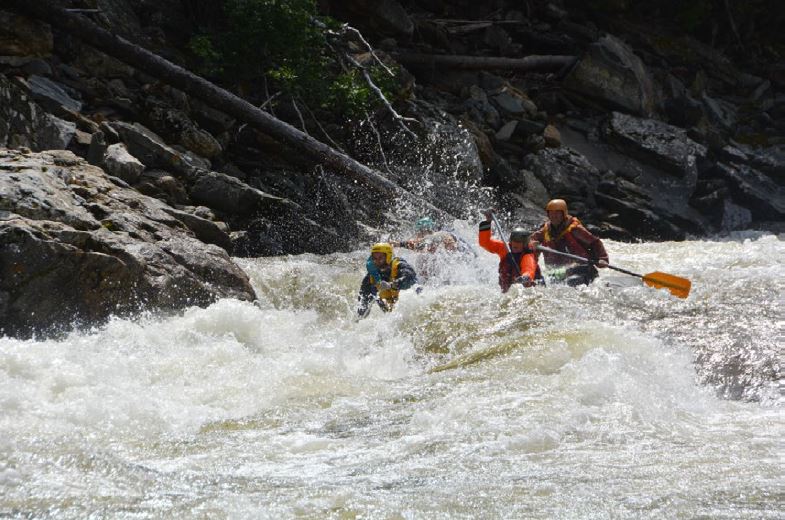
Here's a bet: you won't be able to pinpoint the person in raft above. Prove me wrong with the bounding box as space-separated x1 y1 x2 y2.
478 210 541 293
357 242 418 318
395 217 467 254
528 198 609 286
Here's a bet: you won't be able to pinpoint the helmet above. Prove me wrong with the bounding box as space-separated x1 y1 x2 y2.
415 217 435 232
545 199 568 216
370 242 393 264
508 227 528 244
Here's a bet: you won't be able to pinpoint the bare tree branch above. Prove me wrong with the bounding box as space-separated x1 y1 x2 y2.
365 112 393 176
343 24 395 76
291 96 307 133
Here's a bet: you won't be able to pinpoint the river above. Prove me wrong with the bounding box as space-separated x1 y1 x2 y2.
1 229 782 518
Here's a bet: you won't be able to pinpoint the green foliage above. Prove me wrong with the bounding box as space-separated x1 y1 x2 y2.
188 0 402 116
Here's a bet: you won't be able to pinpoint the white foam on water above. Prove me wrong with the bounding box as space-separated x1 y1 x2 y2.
1 231 782 518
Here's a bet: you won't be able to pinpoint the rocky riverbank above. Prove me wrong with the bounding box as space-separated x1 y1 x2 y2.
1 0 783 336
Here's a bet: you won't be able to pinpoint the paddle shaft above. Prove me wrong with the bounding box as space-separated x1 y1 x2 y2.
535 245 642 278
490 213 522 278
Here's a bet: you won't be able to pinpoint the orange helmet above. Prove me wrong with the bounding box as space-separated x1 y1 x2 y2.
370 242 393 264
545 199 568 216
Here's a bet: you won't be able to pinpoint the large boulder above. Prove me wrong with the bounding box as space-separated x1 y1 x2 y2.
0 74 76 151
186 168 298 217
523 146 602 209
712 162 785 222
0 149 256 338
604 111 707 186
564 34 657 116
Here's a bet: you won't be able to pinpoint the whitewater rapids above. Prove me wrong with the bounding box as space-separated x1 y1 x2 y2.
1 229 782 518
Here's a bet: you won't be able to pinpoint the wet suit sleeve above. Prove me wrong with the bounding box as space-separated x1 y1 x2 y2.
518 253 538 281
572 225 609 263
478 221 507 259
357 273 377 316
393 258 417 290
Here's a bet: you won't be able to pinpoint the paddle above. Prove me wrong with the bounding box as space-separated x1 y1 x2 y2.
535 245 691 298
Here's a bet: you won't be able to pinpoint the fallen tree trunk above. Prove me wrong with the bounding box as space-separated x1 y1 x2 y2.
8 0 451 218
393 53 577 72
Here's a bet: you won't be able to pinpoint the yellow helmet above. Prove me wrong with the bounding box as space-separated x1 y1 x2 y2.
545 198 568 216
370 242 393 263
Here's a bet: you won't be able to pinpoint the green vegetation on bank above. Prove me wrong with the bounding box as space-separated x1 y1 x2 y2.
188 0 402 117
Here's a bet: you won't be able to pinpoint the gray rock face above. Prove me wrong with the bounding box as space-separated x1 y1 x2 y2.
523 146 602 207
186 169 298 217
565 35 657 116
102 142 144 184
0 149 256 338
713 162 785 221
0 74 74 151
605 112 707 187
26 75 83 113
109 121 202 175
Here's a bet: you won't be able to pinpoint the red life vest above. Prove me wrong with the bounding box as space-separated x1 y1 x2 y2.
542 217 591 264
498 250 543 293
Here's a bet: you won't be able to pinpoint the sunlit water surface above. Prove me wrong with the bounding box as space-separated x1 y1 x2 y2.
1 230 782 518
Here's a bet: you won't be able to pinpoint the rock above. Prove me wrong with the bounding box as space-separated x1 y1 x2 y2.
464 85 501 129
0 74 74 152
564 34 657 116
161 207 232 253
720 199 753 231
462 119 495 168
26 75 83 113
605 112 706 185
87 131 108 166
735 144 785 185
109 121 201 175
143 97 223 159
135 169 189 206
492 92 526 115
0 11 53 57
495 121 517 141
102 143 145 184
523 146 602 206
713 162 785 222
594 191 686 240
521 168 550 207
543 124 562 148
187 169 298 217
21 59 53 76
0 149 255 338
701 93 737 133
36 115 77 150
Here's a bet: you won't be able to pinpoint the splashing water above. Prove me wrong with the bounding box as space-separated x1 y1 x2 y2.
0 230 782 518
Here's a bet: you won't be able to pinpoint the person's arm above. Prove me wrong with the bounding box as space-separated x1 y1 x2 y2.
573 226 609 265
478 221 507 258
393 259 418 290
528 226 545 252
517 253 538 285
394 239 416 250
357 273 377 316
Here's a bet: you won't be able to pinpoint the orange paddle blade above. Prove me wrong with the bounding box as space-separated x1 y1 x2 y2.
642 272 691 299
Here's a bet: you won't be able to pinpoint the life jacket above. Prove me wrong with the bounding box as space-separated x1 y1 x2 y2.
498 249 543 293
542 216 591 264
369 258 400 310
